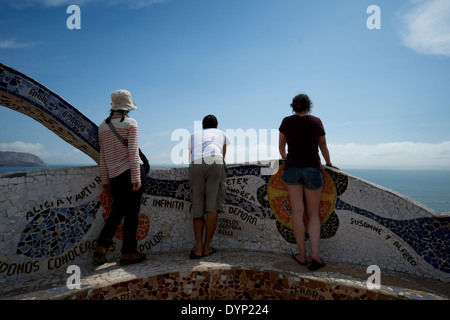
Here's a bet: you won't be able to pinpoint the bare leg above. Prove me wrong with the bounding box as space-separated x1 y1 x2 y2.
193 217 204 257
286 185 307 264
203 211 218 256
304 187 323 263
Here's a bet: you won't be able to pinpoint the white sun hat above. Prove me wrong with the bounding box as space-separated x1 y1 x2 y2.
110 89 138 111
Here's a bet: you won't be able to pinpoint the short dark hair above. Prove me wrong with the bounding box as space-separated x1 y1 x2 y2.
291 94 313 113
202 114 218 129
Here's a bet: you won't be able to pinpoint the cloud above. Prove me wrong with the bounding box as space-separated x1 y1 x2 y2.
0 141 47 154
170 139 450 169
328 141 450 170
126 0 167 9
4 0 84 8
399 0 450 57
0 39 42 49
4 0 166 9
169 125 450 169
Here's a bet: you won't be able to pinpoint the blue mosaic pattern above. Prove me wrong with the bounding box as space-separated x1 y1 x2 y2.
16 200 100 258
0 63 100 163
1 64 448 282
336 198 450 273
143 165 274 220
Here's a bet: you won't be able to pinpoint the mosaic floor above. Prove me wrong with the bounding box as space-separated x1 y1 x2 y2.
0 249 448 300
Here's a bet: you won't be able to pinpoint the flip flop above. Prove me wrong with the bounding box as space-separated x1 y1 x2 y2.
203 247 217 257
189 249 202 259
291 253 307 266
308 259 326 271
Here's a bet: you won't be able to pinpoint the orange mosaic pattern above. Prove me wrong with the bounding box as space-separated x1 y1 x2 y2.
98 188 150 241
67 269 405 300
267 164 337 229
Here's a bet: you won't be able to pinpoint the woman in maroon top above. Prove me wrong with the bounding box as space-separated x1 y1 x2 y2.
279 94 338 271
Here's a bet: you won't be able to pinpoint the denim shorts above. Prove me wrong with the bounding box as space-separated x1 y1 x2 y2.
282 167 323 190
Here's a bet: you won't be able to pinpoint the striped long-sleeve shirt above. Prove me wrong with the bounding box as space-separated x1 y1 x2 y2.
99 115 143 184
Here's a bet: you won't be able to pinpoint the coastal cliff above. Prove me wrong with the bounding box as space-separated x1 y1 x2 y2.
0 151 46 167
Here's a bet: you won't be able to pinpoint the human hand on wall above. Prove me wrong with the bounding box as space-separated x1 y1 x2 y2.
323 163 340 170
132 182 142 191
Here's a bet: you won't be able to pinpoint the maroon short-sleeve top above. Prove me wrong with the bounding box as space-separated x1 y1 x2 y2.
279 115 325 170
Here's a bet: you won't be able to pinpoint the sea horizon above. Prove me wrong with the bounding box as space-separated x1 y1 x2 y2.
1 165 449 213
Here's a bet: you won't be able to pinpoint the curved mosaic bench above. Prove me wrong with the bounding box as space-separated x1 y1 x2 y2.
2 250 448 300
0 63 449 300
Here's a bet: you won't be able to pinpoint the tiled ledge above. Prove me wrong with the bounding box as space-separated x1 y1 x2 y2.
1 249 448 300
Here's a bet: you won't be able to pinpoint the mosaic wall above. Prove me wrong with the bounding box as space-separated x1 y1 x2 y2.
0 63 99 163
0 63 449 288
1 163 449 284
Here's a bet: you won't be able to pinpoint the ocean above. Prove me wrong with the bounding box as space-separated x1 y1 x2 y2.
345 169 450 213
1 166 449 213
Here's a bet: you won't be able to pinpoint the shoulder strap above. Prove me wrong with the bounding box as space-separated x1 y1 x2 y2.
106 121 128 146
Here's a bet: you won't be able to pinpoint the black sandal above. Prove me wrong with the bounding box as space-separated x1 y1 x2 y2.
203 247 217 257
291 253 307 266
93 246 108 265
189 249 202 259
308 259 326 271
93 251 107 265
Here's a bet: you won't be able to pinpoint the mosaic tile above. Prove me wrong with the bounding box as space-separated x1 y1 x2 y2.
16 200 100 258
0 63 449 300
0 63 99 163
3 250 445 300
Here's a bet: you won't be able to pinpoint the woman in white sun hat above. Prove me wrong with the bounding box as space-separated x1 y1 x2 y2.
93 89 146 266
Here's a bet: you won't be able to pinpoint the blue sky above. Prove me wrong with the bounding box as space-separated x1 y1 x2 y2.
0 0 449 169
